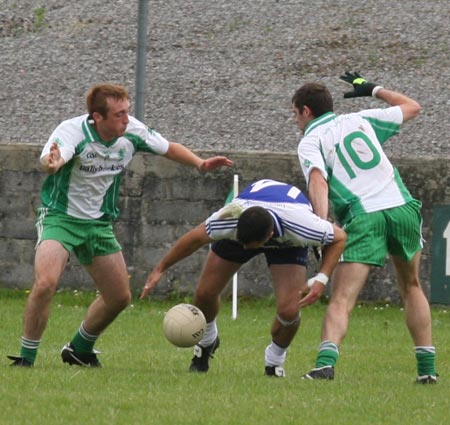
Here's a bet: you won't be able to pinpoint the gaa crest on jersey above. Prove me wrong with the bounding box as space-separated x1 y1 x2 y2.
303 159 312 168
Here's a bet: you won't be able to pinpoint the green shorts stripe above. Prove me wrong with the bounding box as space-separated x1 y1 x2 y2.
36 208 122 265
342 200 423 266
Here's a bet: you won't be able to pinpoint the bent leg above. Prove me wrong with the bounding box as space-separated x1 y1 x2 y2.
24 240 69 340
263 264 305 374
194 250 241 323
82 251 131 335
12 240 69 364
392 252 436 379
321 262 370 345
307 262 370 373
189 251 240 372
269 264 306 348
392 252 432 346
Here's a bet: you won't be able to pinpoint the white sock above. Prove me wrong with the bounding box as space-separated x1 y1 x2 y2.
265 341 287 367
198 320 218 347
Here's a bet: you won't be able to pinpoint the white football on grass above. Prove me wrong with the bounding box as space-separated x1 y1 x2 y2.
163 304 206 347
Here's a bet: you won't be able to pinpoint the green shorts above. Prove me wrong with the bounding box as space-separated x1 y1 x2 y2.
36 208 122 265
342 200 423 266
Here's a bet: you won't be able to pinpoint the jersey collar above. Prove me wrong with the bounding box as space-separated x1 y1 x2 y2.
82 116 119 146
304 112 336 136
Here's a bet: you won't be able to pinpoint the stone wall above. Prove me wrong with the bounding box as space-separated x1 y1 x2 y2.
1 144 449 303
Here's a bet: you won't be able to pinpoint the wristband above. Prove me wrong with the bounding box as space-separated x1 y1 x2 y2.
372 86 384 98
307 272 329 288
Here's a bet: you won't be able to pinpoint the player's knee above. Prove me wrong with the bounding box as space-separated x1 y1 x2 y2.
328 293 355 315
276 309 301 327
32 276 59 300
195 286 219 303
109 290 132 312
399 279 423 299
120 291 132 309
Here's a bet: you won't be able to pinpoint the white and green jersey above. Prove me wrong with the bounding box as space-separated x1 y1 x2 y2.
40 114 169 220
298 106 415 225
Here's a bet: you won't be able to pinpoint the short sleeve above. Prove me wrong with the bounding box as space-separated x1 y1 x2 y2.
297 134 328 185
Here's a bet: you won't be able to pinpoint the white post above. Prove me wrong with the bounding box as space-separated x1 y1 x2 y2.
135 0 149 121
232 174 239 320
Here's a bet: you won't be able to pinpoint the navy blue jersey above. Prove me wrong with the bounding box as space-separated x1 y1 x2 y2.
205 179 334 248
237 179 311 206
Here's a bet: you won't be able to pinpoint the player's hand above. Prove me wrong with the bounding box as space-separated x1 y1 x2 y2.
340 71 377 98
140 269 164 299
298 281 326 308
300 272 329 306
46 142 63 172
198 156 233 173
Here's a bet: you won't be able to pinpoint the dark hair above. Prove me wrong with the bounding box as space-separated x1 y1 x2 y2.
236 206 274 245
292 82 333 118
86 84 129 118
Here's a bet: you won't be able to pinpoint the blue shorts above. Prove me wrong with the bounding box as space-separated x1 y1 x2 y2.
211 239 308 266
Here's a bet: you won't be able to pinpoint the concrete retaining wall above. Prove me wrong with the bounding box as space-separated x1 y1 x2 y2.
1 144 449 303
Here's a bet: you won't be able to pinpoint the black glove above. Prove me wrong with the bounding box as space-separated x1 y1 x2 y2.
339 71 378 98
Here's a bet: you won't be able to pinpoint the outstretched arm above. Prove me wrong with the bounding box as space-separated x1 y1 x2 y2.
163 142 233 172
140 223 213 299
299 224 347 308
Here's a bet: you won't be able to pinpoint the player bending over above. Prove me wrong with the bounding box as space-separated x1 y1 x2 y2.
141 179 346 377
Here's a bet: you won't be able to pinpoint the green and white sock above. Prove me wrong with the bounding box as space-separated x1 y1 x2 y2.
415 346 436 377
315 340 339 368
20 336 41 364
70 322 99 354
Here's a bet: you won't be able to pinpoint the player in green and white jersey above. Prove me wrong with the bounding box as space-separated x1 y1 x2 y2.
8 83 233 368
39 113 170 220
293 72 436 384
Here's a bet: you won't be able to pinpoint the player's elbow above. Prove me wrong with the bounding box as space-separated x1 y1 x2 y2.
403 100 421 122
334 226 347 245
340 229 348 246
409 100 421 118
